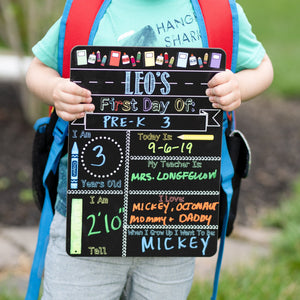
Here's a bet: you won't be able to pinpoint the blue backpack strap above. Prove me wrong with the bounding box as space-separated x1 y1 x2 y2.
192 1 239 299
26 118 68 300
211 114 235 300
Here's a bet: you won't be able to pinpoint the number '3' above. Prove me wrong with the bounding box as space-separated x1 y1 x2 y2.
91 145 106 167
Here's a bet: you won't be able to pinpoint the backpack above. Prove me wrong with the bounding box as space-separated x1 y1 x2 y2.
27 1 250 299
32 110 67 212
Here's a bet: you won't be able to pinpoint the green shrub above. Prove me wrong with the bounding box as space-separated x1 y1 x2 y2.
0 0 65 55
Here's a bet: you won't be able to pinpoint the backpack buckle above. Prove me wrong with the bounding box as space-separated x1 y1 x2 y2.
53 118 68 145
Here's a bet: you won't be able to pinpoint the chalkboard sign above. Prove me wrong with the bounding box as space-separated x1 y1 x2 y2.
66 46 225 257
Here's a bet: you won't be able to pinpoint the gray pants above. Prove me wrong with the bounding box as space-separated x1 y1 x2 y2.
42 213 195 300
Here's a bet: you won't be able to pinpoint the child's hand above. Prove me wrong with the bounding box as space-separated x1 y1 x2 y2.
206 69 241 111
52 78 94 121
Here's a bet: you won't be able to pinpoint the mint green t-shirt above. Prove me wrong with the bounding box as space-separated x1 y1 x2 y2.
33 0 265 73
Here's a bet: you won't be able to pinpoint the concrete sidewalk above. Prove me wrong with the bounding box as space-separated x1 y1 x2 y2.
0 226 38 294
0 224 278 296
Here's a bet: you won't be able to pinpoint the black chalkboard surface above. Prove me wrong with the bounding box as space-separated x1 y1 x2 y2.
66 46 225 257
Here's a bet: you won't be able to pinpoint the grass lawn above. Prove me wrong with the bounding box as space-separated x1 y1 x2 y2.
239 0 300 97
188 177 300 300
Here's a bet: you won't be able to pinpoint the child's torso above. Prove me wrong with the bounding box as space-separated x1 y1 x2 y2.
93 0 203 48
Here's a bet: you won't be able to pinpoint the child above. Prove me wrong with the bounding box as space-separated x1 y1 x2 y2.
26 0 273 299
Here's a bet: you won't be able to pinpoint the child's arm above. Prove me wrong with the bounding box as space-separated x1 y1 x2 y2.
206 54 273 111
26 57 95 121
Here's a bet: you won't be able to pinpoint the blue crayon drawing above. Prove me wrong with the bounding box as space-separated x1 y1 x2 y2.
71 142 79 189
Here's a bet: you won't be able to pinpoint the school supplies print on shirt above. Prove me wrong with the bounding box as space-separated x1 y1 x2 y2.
67 46 225 257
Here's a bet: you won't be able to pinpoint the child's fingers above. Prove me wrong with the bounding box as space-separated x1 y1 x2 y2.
206 69 241 111
57 103 95 121
59 110 85 122
59 90 92 105
210 93 241 111
60 101 95 114
52 79 95 121
68 81 92 100
206 70 232 99
61 81 92 103
207 69 232 88
206 81 233 98
53 78 92 105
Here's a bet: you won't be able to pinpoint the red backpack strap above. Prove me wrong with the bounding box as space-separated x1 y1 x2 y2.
58 0 108 78
194 0 239 71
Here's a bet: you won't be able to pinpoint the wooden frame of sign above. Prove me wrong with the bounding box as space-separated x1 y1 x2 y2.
66 46 225 257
